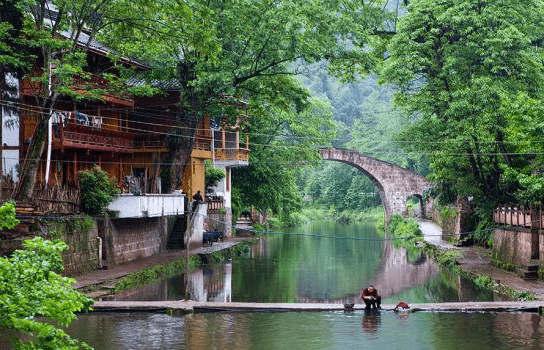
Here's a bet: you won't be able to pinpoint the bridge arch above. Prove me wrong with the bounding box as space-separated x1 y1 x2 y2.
319 148 433 220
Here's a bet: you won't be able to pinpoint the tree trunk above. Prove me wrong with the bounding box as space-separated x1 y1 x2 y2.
167 113 199 192
165 60 206 193
14 117 48 201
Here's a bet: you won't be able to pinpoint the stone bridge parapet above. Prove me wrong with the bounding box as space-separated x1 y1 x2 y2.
320 148 433 220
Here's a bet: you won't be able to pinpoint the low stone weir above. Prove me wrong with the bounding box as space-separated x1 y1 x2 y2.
90 300 544 314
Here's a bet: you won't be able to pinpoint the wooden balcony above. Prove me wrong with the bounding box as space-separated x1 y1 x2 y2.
58 126 134 152
214 148 249 162
52 111 166 153
213 129 249 165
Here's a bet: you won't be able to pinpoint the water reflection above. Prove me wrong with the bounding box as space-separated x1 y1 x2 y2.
107 220 499 304
187 263 232 302
361 309 381 338
65 311 544 350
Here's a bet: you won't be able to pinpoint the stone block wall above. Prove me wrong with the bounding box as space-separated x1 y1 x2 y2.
492 227 542 266
45 217 100 276
431 197 474 240
103 216 170 265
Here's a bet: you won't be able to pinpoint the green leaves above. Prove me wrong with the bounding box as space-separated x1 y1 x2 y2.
77 165 120 216
0 237 93 349
0 202 20 230
380 0 544 210
205 160 226 191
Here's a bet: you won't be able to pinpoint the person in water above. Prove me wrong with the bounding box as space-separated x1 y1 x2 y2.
361 285 381 310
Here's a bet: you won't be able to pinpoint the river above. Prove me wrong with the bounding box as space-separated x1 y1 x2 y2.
64 220 544 349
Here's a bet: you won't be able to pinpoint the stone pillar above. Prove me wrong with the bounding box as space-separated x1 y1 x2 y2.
224 207 233 237
530 206 540 260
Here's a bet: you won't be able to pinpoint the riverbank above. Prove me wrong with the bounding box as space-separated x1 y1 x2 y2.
418 219 544 300
72 237 252 296
72 220 544 302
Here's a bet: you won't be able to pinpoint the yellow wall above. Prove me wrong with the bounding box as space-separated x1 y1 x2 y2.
181 149 211 199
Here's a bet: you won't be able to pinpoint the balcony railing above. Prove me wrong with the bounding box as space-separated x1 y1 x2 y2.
52 111 166 152
493 205 544 229
214 148 249 162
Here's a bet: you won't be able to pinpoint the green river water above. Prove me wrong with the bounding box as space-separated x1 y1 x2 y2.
63 220 544 349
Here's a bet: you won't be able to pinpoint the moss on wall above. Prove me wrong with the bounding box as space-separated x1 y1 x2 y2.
41 216 99 275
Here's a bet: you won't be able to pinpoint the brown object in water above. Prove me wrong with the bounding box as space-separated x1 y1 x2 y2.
394 301 410 311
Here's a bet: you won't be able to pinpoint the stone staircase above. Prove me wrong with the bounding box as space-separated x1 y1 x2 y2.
167 215 187 249
518 261 539 280
234 216 254 235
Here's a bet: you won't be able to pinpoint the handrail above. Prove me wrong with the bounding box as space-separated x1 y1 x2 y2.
493 205 542 229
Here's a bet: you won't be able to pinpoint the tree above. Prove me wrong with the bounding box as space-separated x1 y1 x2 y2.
100 0 389 192
499 93 544 205
1 0 157 201
0 237 93 349
379 0 544 217
233 92 336 223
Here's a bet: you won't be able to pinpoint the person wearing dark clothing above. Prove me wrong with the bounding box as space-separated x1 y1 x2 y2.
193 190 203 202
192 190 203 213
361 285 381 310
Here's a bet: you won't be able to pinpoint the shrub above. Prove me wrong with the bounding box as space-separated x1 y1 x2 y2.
0 201 19 230
205 160 226 192
0 237 93 349
78 165 120 215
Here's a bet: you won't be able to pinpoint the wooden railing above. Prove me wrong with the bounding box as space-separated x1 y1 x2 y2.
52 111 166 152
214 148 249 162
207 198 224 211
493 205 544 229
0 177 80 214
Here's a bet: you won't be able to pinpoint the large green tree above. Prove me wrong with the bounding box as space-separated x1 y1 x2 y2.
380 0 544 214
233 89 336 223
101 0 389 191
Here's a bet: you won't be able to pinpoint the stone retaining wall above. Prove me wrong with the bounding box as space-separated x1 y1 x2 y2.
41 217 101 276
103 216 171 266
493 227 544 266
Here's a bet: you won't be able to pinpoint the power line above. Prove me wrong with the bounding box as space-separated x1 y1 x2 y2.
5 100 544 147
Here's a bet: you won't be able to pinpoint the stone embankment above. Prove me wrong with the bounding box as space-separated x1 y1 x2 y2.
419 219 544 300
73 239 246 291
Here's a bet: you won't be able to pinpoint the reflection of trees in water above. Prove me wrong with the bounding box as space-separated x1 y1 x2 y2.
370 241 439 298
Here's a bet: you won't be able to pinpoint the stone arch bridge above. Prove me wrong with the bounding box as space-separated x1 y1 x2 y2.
320 148 433 220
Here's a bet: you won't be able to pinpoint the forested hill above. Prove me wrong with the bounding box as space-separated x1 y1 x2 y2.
295 67 429 214
300 68 393 128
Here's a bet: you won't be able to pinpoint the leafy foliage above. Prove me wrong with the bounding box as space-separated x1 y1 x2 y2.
0 202 20 230
204 160 225 193
233 90 336 225
0 237 93 349
78 165 119 216
379 0 544 240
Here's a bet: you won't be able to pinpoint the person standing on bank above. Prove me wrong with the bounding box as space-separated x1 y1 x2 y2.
361 285 381 310
192 190 203 213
